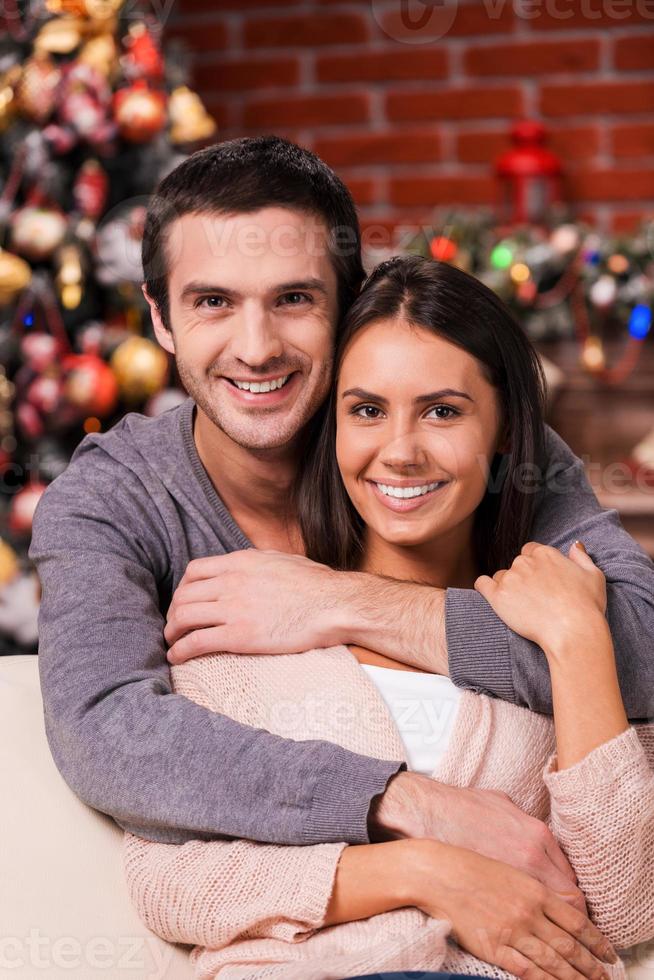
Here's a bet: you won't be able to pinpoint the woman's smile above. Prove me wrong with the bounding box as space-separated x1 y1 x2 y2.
366 478 450 513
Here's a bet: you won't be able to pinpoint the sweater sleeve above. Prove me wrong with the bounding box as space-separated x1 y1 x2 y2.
123 831 347 948
29 446 403 847
544 724 654 949
447 425 654 720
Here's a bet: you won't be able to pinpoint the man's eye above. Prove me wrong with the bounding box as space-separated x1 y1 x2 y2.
197 296 228 309
278 292 311 306
426 405 459 420
352 404 383 420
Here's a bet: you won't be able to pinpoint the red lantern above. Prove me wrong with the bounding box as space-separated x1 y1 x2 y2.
495 121 563 226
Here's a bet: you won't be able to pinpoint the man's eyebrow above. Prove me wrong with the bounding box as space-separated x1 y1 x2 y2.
179 279 329 301
180 282 240 301
341 387 473 404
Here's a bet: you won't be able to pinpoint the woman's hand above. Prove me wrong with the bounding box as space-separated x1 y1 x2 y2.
409 839 617 980
474 542 607 655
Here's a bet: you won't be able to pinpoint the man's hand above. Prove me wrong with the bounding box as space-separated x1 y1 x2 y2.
369 771 588 914
165 549 448 673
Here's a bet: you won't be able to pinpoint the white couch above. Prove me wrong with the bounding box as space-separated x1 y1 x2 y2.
1 654 653 980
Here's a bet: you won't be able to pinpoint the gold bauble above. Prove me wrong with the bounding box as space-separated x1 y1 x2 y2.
110 336 169 401
0 248 32 306
0 538 19 588
0 66 20 132
79 33 118 79
169 86 217 145
34 16 85 55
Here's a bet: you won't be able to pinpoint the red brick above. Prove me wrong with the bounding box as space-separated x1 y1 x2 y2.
243 93 369 129
244 13 369 48
390 175 497 206
197 98 232 130
523 2 654 31
614 34 654 70
610 209 654 233
314 130 441 167
464 39 600 75
611 123 654 157
378 1 514 43
456 124 600 164
166 21 228 51
565 168 654 202
387 86 524 122
541 81 654 116
346 179 377 206
316 48 448 83
194 57 299 93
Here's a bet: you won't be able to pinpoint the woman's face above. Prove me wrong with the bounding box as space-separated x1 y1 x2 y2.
335 317 504 552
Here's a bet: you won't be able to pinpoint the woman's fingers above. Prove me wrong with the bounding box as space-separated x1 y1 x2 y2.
498 945 571 980
544 894 617 964
513 934 606 980
536 920 610 980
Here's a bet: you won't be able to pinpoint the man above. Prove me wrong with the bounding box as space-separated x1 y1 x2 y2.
30 137 654 908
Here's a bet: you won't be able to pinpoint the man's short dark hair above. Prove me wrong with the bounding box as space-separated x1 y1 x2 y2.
142 135 366 330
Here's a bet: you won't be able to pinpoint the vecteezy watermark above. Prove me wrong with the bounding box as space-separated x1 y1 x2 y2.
0 931 175 978
372 0 654 43
371 0 459 44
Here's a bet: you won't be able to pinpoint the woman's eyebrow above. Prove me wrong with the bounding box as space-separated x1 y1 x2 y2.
341 387 473 403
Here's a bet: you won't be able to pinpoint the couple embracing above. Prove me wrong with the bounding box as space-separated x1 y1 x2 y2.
31 137 654 980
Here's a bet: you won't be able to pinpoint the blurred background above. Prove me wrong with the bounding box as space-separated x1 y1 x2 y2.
0 0 653 654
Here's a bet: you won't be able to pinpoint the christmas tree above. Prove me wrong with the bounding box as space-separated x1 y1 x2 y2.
0 0 216 654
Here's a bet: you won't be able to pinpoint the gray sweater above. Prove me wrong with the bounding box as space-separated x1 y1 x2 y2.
29 397 654 845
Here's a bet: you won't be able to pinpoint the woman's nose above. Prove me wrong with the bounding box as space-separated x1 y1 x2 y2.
378 431 428 470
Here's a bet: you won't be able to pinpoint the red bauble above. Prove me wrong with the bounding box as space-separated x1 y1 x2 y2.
113 82 166 143
122 23 164 82
73 159 109 220
8 482 48 535
21 333 62 373
62 352 119 417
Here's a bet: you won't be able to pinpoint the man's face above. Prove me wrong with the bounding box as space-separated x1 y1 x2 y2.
148 207 339 451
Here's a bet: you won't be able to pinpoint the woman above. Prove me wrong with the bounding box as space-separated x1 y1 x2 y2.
123 256 654 980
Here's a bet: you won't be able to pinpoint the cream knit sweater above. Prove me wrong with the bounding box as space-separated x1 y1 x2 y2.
123 645 654 980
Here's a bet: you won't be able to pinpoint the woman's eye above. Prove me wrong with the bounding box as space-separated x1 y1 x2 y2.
278 292 311 306
352 404 383 420
426 405 459 420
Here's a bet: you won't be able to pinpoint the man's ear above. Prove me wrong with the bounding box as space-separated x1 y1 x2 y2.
142 283 175 356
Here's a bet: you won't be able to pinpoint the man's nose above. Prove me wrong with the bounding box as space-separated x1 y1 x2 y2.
230 310 284 366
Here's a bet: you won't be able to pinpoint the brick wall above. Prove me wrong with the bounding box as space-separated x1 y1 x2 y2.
168 0 654 238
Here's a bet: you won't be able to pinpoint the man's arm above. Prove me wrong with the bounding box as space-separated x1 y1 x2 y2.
166 428 654 721
29 464 403 847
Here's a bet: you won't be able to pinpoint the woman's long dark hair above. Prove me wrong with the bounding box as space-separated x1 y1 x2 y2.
296 255 546 576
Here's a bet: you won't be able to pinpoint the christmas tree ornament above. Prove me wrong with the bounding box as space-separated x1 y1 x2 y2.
56 62 116 149
0 248 32 305
16 54 61 123
62 351 119 417
94 203 145 283
8 481 48 535
20 333 62 373
34 16 86 55
429 236 457 263
589 275 617 309
79 33 119 81
0 67 21 132
169 85 216 145
114 81 166 143
550 223 580 256
0 538 19 588
581 336 606 374
55 243 85 310
10 203 68 261
109 335 169 401
73 158 109 220
121 22 164 82
495 121 563 226
607 253 629 276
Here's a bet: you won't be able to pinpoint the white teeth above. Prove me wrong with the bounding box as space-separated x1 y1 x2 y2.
375 482 442 499
233 375 289 393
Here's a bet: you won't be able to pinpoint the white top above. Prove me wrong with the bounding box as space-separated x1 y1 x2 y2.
361 663 461 776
